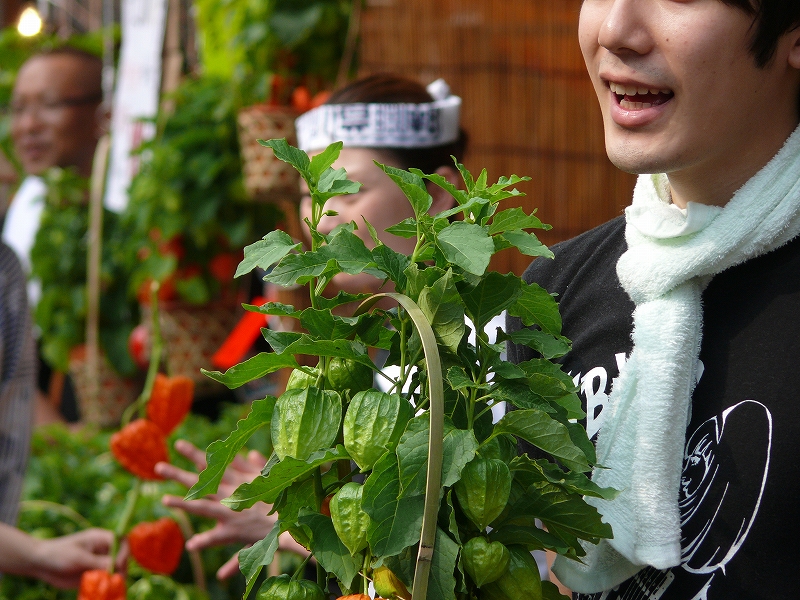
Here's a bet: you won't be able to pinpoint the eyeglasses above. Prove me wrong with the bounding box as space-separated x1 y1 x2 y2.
9 93 103 120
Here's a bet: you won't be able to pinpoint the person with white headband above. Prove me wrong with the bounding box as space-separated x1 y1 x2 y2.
154 73 471 580
507 1 800 598
296 73 467 301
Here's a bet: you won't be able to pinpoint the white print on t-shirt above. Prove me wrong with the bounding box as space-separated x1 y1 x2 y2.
573 355 706 441
570 353 628 439
576 399 773 600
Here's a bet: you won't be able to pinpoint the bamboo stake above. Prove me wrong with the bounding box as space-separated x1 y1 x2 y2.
85 134 111 415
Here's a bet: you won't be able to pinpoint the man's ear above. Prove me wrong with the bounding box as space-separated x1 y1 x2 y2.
428 165 460 214
788 26 800 70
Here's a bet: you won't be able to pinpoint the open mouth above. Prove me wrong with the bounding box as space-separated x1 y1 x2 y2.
609 82 674 109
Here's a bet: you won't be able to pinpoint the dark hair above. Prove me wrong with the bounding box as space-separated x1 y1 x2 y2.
720 0 800 67
325 73 468 175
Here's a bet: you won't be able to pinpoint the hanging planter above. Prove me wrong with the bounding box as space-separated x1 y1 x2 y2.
238 104 302 203
139 300 244 395
188 139 617 600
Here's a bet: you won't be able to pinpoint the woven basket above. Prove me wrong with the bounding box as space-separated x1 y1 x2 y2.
140 302 244 395
68 347 140 427
237 104 302 202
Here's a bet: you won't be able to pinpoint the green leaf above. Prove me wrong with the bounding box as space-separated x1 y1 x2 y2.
376 163 432 217
266 250 337 286
372 244 411 290
418 270 466 354
277 335 377 370
445 366 476 391
317 166 361 198
510 456 618 500
460 271 522 330
258 138 311 178
497 480 613 543
507 282 563 336
298 308 362 340
261 330 303 354
427 527 460 600
201 352 299 389
362 451 425 557
412 168 469 206
185 397 276 500
239 522 281 598
436 222 494 275
385 218 418 239
297 510 360 588
236 230 301 278
396 415 479 498
488 207 547 235
309 141 343 179
500 328 571 359
222 446 350 510
496 230 554 259
493 409 591 473
266 229 377 287
488 524 574 555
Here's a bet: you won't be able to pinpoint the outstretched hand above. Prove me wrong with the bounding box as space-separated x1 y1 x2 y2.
155 439 307 579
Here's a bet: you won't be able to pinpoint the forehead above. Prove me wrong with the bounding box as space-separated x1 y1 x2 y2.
13 55 94 99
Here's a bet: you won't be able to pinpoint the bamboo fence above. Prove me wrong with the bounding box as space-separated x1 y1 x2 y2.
359 0 636 275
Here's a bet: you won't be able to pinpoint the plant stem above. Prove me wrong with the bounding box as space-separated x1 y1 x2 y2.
170 508 206 592
110 479 141 570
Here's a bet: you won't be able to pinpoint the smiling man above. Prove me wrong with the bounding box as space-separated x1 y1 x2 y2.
507 1 800 598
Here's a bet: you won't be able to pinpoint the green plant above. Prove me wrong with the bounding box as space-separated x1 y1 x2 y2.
191 140 617 600
30 167 139 375
193 0 353 107
122 75 281 306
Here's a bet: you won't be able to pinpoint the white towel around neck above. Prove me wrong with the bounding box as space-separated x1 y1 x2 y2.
553 124 800 593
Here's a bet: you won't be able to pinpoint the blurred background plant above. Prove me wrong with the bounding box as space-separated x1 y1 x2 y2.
193 0 356 108
121 75 281 308
30 167 139 377
0 404 292 600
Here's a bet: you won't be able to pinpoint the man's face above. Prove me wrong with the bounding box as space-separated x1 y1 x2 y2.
579 0 800 204
10 55 102 177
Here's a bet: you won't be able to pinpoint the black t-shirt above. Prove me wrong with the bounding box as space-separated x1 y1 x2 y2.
507 216 800 599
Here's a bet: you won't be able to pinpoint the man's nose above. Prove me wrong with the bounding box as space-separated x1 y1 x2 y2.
11 105 47 134
597 0 654 56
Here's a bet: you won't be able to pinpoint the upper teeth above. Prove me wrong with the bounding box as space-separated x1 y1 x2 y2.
609 82 671 96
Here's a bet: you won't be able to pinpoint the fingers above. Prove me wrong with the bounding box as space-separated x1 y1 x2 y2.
173 439 207 471
247 449 268 469
154 461 200 489
71 527 115 554
162 495 229 520
217 552 242 580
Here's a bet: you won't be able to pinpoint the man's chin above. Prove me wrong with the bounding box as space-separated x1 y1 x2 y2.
605 145 671 176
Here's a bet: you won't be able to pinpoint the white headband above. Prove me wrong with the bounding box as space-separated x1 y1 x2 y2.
295 79 462 152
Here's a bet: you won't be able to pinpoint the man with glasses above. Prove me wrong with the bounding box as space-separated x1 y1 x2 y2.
1 47 105 425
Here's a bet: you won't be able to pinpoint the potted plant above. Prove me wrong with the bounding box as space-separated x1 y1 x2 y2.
191 0 354 203
190 139 616 600
122 75 281 393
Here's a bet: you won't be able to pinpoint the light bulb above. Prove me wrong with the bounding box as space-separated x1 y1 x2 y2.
18 6 43 37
